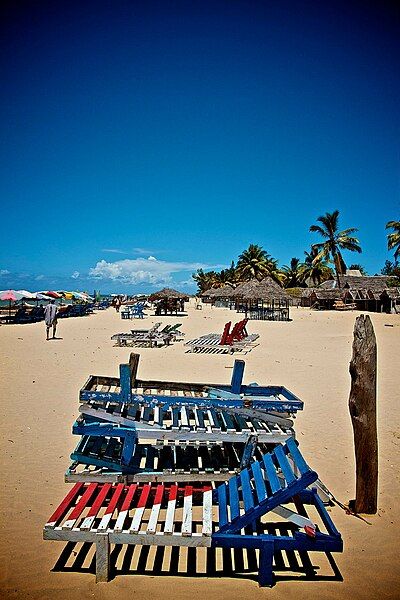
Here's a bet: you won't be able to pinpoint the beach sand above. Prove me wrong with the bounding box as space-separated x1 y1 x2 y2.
0 305 399 600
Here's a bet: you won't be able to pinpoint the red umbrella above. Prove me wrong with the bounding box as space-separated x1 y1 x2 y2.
42 291 62 299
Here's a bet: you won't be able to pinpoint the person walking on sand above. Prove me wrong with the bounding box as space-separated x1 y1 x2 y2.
44 299 58 340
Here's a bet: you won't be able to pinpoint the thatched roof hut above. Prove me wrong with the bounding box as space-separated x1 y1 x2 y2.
149 287 189 301
231 279 262 298
253 277 289 300
319 275 395 292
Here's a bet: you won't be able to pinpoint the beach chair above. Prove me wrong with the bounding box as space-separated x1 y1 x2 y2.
185 320 259 354
44 438 343 585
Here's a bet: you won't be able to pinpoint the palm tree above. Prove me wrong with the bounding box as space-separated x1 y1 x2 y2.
236 244 283 284
236 244 270 281
310 210 361 288
192 269 219 293
386 220 400 262
299 247 333 286
282 258 303 288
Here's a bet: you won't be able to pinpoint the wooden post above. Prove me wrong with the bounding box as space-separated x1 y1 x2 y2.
348 315 378 514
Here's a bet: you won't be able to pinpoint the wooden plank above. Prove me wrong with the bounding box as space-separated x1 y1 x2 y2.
129 484 151 533
62 483 99 529
164 484 178 534
263 454 281 494
230 360 245 393
228 476 240 521
181 486 193 536
274 445 296 485
45 483 84 528
202 488 213 536
98 483 125 531
251 461 267 503
114 484 137 532
285 438 309 475
81 483 112 530
240 469 255 512
146 484 164 534
217 483 228 528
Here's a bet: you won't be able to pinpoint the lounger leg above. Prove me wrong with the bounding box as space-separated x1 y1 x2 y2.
258 540 274 587
96 533 110 583
121 431 136 466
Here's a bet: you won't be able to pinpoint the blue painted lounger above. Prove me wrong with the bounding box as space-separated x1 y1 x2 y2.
45 439 342 585
79 353 304 413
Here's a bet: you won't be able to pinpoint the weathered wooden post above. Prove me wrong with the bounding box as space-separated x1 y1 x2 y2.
348 315 378 513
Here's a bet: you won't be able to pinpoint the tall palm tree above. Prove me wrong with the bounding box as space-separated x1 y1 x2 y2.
386 220 400 262
310 210 361 288
282 258 303 288
299 247 333 286
236 244 270 281
236 244 283 284
192 269 219 293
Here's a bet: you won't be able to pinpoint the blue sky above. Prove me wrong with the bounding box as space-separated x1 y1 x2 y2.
0 0 399 293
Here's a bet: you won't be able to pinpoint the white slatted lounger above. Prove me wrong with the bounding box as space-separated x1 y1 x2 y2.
78 401 293 444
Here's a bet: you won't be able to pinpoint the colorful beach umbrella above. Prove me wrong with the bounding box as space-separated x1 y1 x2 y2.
0 290 26 301
40 291 62 299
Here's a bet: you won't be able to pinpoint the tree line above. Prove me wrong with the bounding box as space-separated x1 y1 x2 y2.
193 212 400 293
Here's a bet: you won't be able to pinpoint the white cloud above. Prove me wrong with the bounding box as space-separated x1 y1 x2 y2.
89 257 214 286
71 271 80 279
35 274 45 281
102 248 128 254
0 269 10 276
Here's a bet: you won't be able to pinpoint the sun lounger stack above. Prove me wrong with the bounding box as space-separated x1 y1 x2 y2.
111 323 184 347
66 354 301 482
45 353 343 586
121 303 146 319
45 438 343 585
185 319 259 354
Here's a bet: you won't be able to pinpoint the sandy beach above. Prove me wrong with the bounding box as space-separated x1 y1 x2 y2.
1 304 399 600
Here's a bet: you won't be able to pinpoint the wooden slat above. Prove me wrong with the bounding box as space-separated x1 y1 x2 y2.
285 437 309 475
217 483 228 528
181 486 193 536
164 484 178 534
114 484 137 532
202 488 213 536
62 483 99 529
130 484 151 533
263 454 281 494
274 444 296 485
98 483 125 531
251 461 267 503
146 484 164 534
81 483 112 530
228 476 240 521
45 483 84 528
240 469 254 512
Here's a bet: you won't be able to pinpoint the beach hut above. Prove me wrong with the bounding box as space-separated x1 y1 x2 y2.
309 289 343 310
234 277 290 321
149 287 189 315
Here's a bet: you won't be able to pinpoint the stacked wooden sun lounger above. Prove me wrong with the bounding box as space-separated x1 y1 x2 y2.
45 438 342 585
44 353 342 586
111 323 184 347
185 319 259 354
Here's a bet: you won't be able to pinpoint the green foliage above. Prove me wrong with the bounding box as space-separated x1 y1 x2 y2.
309 209 361 287
386 220 400 261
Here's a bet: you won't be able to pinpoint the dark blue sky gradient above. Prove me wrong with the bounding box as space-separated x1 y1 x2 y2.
1 0 399 292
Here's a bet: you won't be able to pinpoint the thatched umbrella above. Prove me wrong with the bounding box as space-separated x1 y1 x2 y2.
211 284 236 298
231 279 261 298
149 287 189 301
251 276 289 300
